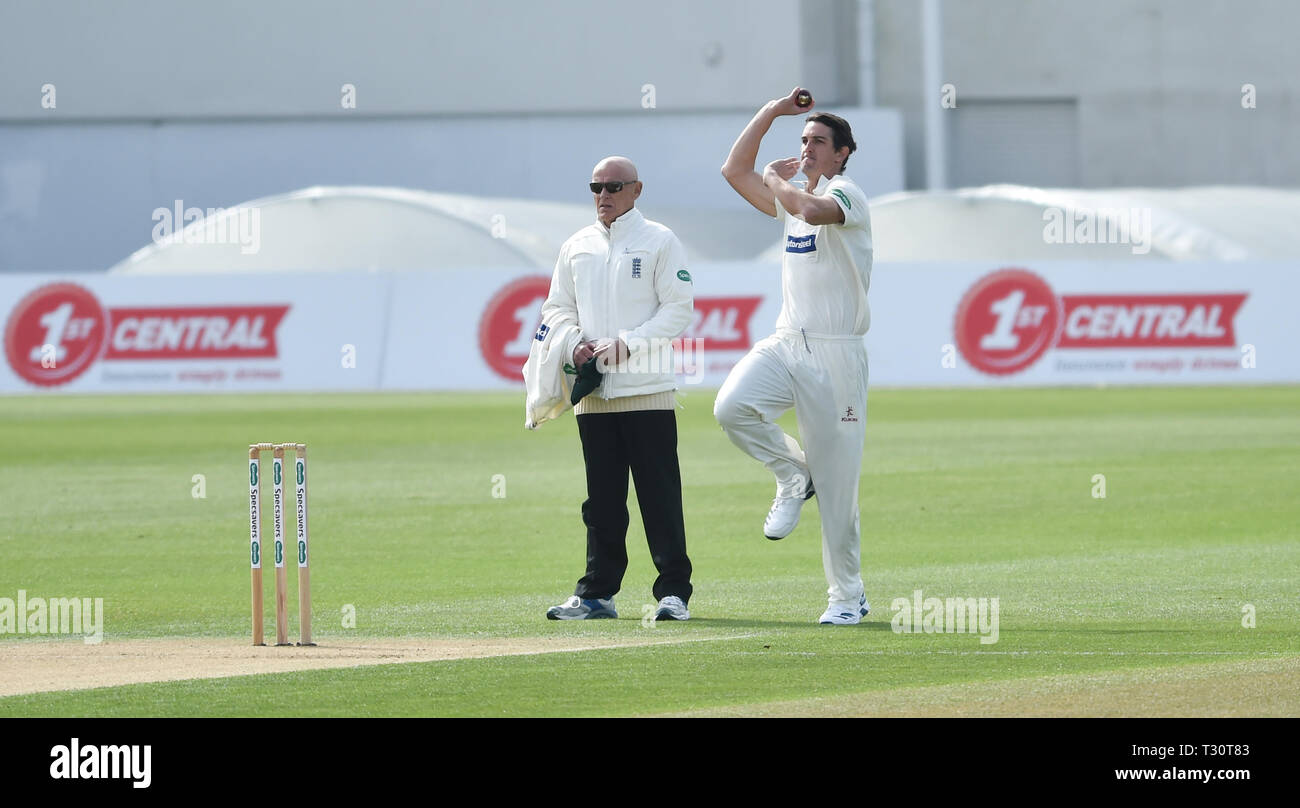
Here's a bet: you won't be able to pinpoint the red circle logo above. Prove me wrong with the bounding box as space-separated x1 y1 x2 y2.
478 276 553 382
4 283 109 387
954 269 1062 375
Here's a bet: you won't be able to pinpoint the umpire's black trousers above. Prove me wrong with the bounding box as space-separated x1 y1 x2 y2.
573 409 692 604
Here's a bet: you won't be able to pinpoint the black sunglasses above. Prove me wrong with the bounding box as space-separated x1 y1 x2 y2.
589 180 639 194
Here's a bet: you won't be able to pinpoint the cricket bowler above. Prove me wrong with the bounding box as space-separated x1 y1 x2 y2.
716 87 874 625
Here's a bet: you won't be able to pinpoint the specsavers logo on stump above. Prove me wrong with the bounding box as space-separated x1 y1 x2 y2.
954 269 1248 376
4 282 289 387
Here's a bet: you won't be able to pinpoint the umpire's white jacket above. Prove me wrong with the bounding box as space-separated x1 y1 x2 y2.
540 208 694 400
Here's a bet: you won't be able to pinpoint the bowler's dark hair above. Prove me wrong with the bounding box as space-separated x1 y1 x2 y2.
806 112 857 172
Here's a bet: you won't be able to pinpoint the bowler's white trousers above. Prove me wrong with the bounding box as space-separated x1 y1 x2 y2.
714 328 868 605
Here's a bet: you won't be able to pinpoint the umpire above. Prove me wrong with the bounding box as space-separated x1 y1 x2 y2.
540 156 695 621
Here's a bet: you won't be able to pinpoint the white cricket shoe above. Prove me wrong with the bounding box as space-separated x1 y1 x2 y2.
654 595 690 621
763 478 815 540
546 595 617 620
819 593 870 625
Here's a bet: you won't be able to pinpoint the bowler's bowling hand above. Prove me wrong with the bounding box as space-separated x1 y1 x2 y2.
773 87 814 116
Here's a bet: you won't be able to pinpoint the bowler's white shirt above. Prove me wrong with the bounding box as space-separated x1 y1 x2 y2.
773 173 873 336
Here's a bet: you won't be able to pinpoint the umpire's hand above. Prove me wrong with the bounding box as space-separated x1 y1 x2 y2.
574 340 597 366
593 338 629 371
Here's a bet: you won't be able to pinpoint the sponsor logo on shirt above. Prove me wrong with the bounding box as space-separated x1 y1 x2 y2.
841 406 859 422
534 323 550 342
786 234 817 254
831 189 851 210
677 269 691 282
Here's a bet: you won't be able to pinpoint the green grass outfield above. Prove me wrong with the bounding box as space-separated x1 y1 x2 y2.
0 386 1297 717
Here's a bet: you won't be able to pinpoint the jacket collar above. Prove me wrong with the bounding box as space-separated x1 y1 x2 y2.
600 207 644 237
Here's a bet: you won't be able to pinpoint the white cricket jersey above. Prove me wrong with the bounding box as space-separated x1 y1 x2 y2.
773 173 873 336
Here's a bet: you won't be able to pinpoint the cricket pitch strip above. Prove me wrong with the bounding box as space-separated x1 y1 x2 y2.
0 635 718 698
